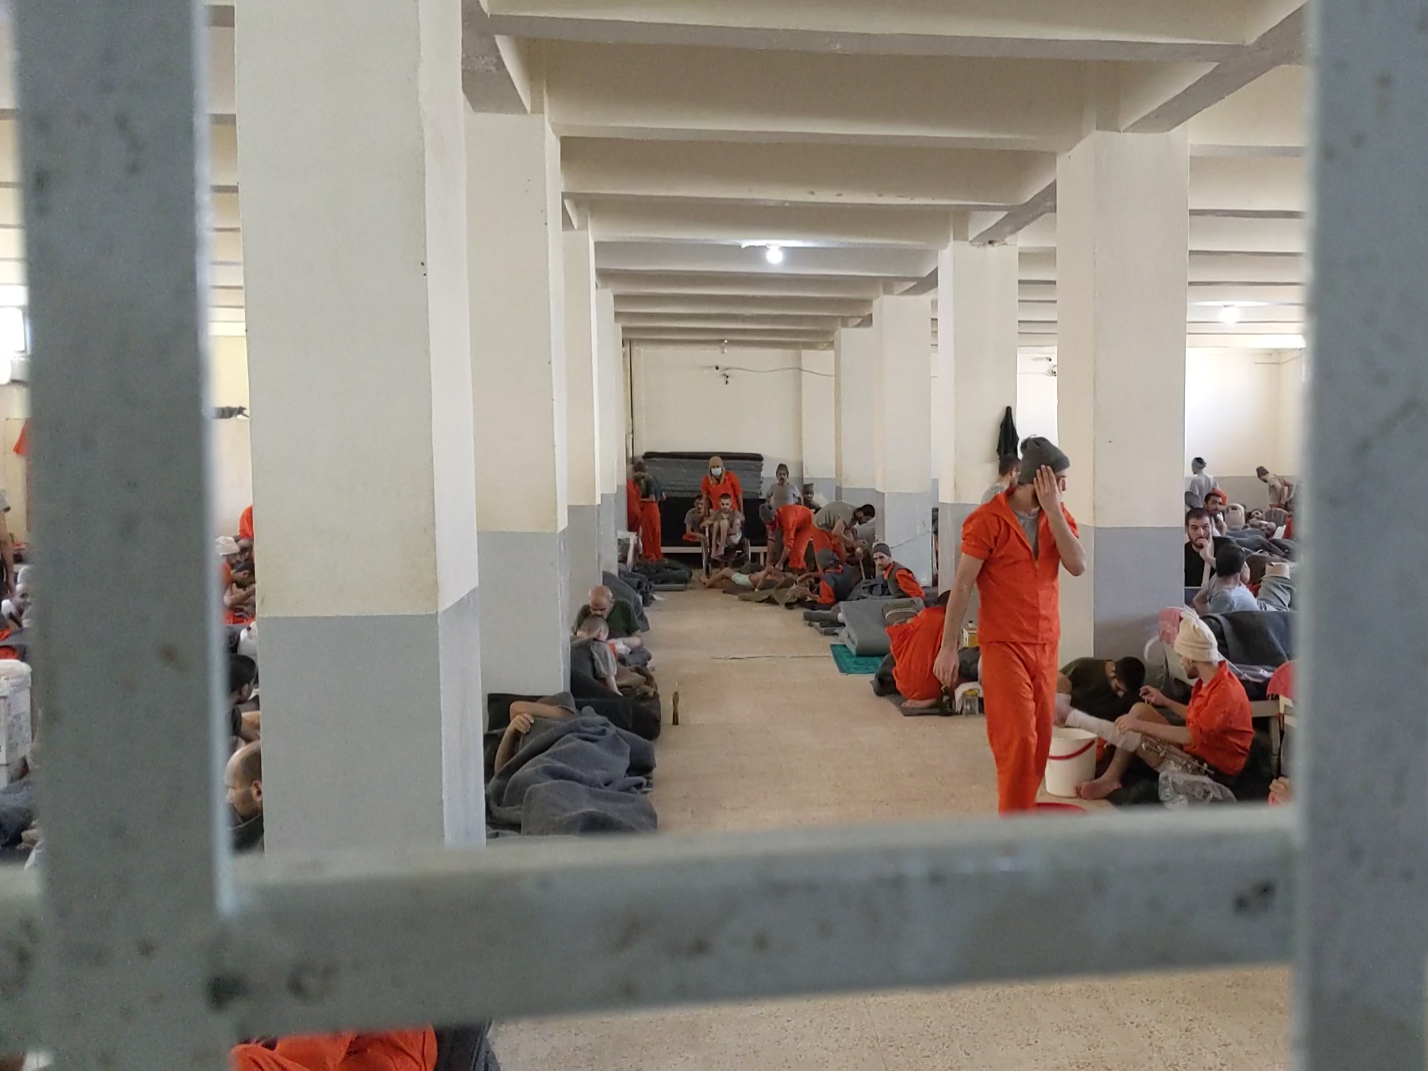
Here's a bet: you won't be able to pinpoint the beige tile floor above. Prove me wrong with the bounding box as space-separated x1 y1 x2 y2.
494 588 1289 1070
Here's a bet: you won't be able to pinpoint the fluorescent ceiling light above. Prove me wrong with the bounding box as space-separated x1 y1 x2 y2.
764 245 784 264
1218 305 1242 324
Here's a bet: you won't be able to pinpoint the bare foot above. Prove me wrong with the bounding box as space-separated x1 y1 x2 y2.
1076 775 1121 801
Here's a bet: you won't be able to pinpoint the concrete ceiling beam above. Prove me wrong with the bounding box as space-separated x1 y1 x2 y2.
1187 65 1306 154
482 0 1256 61
585 199 956 248
614 295 874 317
599 271 888 300
617 312 846 330
1122 5 1303 133
561 138 1043 208
462 1 538 113
543 43 1092 150
595 241 936 279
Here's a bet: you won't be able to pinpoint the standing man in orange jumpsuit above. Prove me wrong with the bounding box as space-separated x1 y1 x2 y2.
932 438 1086 813
630 459 665 562
700 456 743 513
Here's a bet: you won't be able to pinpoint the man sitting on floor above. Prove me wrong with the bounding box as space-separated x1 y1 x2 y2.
883 590 952 712
576 585 642 639
570 615 621 694
811 547 857 608
1059 611 1254 801
1203 489 1230 535
228 654 261 748
1184 508 1231 588
871 543 925 601
494 696 576 773
1057 655 1145 724
1193 543 1259 615
225 740 264 853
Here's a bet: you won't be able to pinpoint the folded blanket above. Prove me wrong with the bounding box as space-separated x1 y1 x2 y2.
487 713 657 836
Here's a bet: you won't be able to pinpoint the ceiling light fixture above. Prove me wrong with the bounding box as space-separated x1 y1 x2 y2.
764 245 784 265
1218 304 1242 325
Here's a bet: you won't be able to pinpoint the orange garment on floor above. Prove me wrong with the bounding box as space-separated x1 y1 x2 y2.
888 604 946 702
701 471 743 512
882 561 923 600
638 499 663 562
238 505 254 542
625 479 642 531
1184 661 1254 776
231 1030 436 1071
961 493 1079 813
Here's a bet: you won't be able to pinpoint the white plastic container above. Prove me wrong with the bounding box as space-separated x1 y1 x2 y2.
0 659 32 786
1043 725 1097 798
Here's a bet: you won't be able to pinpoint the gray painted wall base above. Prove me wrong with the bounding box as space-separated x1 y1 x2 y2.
1059 525 1184 661
478 528 571 696
807 477 836 503
567 503 602 617
262 584 484 853
881 490 934 585
597 492 618 574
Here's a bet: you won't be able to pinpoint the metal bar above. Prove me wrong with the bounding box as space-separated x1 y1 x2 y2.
1298 1 1428 1067
12 0 230 1063
0 869 40 1050
218 811 1292 1036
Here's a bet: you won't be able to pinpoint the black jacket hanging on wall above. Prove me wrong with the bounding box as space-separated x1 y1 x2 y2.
996 406 1019 460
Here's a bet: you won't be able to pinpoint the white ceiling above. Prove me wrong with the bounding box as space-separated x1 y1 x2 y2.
0 1 1313 349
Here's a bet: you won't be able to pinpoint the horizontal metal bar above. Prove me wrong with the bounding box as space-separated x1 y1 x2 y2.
218 810 1293 1036
0 867 40 1049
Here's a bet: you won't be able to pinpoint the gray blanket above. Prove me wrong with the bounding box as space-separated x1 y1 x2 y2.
487 713 657 836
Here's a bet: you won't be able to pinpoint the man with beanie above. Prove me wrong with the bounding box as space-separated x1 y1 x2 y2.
871 542 925 601
1059 610 1254 800
932 436 1086 813
812 547 857 608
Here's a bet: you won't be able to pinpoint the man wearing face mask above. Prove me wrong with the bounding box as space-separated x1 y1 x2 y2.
700 456 743 515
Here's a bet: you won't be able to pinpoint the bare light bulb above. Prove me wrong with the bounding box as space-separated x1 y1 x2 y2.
765 245 784 264
1218 304 1241 325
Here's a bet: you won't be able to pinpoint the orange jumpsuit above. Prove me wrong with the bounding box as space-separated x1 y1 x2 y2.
625 479 642 531
775 504 831 572
882 561 924 600
961 494 1079 813
231 1030 436 1071
701 471 744 512
238 505 254 542
888 604 946 702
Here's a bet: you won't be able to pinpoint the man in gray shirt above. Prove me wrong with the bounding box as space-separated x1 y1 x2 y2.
1185 457 1215 510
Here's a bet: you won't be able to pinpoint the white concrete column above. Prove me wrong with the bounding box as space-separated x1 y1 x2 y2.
563 228 602 611
834 326 878 506
936 241 1020 585
467 112 570 694
596 287 624 570
799 348 836 501
873 294 935 583
1057 129 1189 658
236 0 483 851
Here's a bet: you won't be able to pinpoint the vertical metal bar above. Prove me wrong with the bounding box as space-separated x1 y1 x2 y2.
1299 1 1428 1067
13 0 230 1066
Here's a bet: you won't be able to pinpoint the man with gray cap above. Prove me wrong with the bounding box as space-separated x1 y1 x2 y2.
933 437 1086 813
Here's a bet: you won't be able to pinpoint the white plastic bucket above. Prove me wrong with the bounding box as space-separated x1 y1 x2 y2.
1044 726 1097 798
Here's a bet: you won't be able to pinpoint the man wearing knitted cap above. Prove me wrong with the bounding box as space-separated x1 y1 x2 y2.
1060 610 1254 800
932 436 1086 813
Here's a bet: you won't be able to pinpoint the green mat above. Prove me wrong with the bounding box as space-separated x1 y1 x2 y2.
831 644 883 675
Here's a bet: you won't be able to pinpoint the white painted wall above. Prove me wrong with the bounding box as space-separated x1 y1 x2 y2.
799 349 836 481
1184 348 1286 477
835 327 878 490
1277 350 1305 476
631 344 803 471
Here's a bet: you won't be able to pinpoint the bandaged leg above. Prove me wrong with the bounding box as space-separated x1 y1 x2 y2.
1058 702 1144 751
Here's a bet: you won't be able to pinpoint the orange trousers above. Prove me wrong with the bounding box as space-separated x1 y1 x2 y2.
787 525 833 572
231 1030 436 1071
638 500 663 562
978 641 1057 813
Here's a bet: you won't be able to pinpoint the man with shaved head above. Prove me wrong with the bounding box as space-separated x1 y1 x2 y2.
575 584 642 641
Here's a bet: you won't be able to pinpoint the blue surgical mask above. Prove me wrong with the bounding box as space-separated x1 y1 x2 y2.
711 467 723 477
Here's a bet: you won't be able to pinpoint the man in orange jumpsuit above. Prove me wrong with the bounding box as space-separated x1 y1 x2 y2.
631 459 664 562
231 1029 436 1071
933 438 1086 813
871 542 925 601
238 504 254 545
763 502 831 573
700 455 743 513
887 591 950 708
